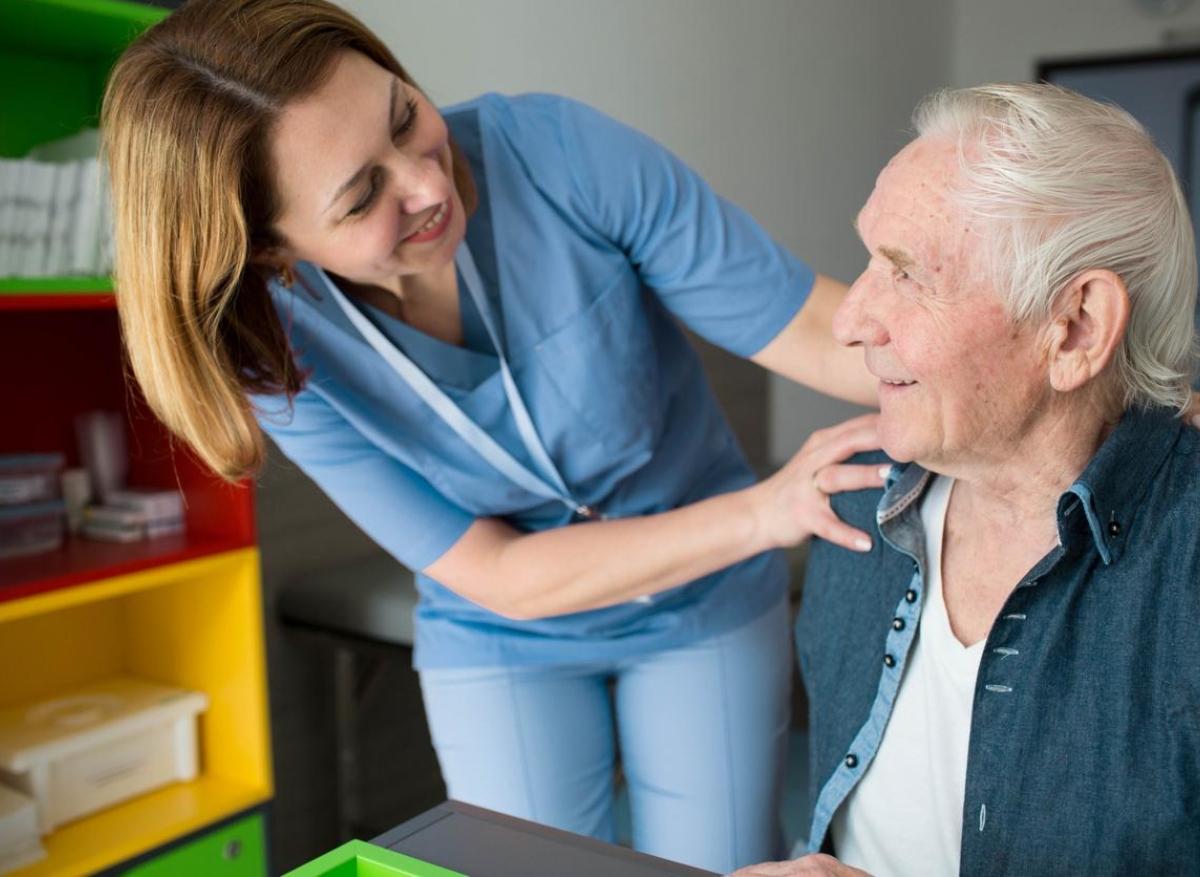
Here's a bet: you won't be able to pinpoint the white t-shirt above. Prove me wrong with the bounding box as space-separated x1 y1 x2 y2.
830 475 983 877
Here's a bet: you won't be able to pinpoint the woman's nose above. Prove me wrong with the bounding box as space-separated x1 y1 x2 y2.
388 152 448 215
833 273 889 348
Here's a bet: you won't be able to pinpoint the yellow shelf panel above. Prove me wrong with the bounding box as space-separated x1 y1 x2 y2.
9 774 270 877
0 548 259 624
0 548 274 874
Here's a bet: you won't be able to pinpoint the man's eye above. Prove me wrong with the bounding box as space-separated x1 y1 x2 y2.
894 267 912 282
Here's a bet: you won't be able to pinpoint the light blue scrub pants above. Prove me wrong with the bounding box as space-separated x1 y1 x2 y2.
418 597 791 874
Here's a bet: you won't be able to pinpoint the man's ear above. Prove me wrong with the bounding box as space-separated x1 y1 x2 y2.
1044 269 1130 394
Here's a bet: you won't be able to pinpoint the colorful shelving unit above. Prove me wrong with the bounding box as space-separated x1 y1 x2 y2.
0 1 273 874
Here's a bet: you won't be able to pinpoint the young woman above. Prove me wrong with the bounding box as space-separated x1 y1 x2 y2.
102 1 884 871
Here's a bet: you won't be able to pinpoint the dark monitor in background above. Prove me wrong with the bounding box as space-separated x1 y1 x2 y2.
1040 48 1200 387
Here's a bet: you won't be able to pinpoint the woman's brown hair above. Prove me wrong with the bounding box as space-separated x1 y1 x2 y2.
102 0 474 481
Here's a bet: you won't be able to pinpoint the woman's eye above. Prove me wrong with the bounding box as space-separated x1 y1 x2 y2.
392 98 418 140
346 172 380 218
344 98 419 219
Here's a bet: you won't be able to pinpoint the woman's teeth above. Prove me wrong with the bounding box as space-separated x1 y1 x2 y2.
414 203 446 234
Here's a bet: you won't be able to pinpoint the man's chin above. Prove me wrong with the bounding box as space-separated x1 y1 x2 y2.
878 432 925 465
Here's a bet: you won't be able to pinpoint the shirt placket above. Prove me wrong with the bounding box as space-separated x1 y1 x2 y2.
805 468 931 852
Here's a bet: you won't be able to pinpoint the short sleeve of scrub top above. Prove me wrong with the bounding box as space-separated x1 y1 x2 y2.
482 94 815 357
257 93 816 668
253 389 475 571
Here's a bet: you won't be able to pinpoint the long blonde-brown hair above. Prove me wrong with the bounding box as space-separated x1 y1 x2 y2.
103 0 475 481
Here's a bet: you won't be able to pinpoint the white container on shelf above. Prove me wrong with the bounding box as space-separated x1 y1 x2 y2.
0 783 44 874
0 678 208 835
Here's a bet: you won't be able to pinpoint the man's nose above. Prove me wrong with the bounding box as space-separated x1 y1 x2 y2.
832 272 889 348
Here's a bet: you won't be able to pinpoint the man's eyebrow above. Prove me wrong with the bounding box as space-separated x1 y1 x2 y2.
325 77 399 214
878 245 916 271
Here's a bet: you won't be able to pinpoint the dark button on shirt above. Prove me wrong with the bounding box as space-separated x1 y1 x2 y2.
795 408 1200 874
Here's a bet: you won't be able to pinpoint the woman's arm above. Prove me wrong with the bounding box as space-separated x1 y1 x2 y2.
426 414 885 620
751 274 878 407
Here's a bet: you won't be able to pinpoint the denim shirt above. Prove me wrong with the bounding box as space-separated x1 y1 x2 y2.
795 406 1200 875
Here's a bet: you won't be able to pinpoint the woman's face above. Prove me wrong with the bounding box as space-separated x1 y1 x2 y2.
268 50 465 291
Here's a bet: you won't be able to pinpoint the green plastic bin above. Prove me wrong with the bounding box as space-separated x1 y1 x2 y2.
284 839 467 877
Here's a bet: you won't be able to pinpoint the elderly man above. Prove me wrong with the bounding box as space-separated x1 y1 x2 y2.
736 83 1200 876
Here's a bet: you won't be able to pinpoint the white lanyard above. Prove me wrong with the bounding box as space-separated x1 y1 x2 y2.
321 245 598 519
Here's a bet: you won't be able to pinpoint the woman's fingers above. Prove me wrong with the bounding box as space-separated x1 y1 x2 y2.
807 423 882 471
1188 391 1200 429
755 413 886 552
813 463 890 495
810 504 874 552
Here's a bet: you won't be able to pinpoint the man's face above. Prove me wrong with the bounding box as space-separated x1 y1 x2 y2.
833 137 1051 468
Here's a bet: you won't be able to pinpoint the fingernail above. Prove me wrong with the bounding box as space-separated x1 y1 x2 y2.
855 537 872 552
878 465 892 480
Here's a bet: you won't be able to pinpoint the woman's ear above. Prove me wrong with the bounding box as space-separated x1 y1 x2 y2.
250 244 295 286
1045 269 1130 394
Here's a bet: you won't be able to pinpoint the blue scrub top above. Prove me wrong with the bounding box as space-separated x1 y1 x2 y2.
256 94 815 668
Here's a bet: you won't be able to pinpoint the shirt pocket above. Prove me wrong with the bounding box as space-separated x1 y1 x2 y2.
531 268 662 467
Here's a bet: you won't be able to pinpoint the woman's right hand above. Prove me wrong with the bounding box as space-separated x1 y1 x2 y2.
749 413 887 553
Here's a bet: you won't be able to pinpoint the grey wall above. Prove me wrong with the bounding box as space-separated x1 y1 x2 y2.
950 0 1200 87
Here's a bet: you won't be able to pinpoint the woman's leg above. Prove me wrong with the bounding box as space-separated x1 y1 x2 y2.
614 597 792 873
418 662 618 842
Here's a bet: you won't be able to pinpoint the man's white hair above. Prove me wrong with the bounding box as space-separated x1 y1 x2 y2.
914 82 1198 412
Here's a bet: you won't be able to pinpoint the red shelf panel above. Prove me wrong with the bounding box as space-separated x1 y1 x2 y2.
0 532 252 603
0 294 116 311
1 297 258 608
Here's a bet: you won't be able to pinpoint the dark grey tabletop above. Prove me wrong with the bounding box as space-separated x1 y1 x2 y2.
372 800 720 877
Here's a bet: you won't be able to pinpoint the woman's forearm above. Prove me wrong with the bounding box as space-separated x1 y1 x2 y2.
752 274 879 407
425 413 885 620
493 485 773 619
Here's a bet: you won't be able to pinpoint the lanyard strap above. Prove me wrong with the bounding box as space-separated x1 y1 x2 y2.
454 245 576 503
320 253 590 516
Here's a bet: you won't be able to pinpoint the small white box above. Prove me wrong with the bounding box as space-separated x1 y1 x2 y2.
0 678 208 835
0 783 44 875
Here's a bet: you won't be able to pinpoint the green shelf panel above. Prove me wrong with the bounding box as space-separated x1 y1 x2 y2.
0 0 168 157
0 276 112 294
123 812 268 877
285 840 467 877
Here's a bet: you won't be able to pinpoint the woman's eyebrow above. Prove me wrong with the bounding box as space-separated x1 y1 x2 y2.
324 77 399 213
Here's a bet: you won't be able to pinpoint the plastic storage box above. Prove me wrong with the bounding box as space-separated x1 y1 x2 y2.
285 839 465 877
0 678 208 834
0 454 64 506
0 783 44 874
0 500 66 559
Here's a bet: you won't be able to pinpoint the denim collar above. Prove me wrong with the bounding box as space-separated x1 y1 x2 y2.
875 406 1185 568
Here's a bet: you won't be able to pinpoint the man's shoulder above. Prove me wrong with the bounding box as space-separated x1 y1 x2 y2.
1139 422 1200 577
